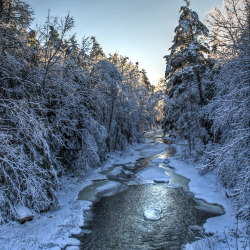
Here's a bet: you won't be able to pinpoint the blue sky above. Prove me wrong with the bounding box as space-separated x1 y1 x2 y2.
26 0 222 85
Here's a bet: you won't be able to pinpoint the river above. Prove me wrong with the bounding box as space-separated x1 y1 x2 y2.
76 132 224 249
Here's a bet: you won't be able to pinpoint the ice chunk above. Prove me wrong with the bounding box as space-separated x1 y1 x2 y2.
70 227 82 236
65 247 79 250
144 208 162 221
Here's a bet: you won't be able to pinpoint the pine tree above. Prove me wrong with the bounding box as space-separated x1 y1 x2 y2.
163 0 212 152
90 36 105 60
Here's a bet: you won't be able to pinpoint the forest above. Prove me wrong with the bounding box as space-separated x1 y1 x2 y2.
0 0 249 244
0 0 160 223
162 0 249 224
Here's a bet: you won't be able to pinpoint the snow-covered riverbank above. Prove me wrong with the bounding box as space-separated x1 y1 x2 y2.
0 134 168 250
169 143 249 249
0 130 248 249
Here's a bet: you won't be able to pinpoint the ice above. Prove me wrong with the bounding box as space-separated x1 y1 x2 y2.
169 159 235 234
144 208 162 221
152 158 165 163
70 227 82 236
138 142 168 158
136 166 170 184
108 167 123 176
95 181 127 197
0 130 241 249
65 246 79 250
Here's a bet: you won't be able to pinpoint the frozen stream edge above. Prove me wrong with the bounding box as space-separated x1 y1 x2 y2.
0 130 237 249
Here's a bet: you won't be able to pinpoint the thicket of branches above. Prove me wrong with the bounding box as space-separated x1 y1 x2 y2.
0 0 158 223
163 0 249 220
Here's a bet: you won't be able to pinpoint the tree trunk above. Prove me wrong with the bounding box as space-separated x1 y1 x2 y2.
196 72 204 105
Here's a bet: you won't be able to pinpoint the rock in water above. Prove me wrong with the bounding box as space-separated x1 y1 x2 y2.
154 178 169 183
144 208 162 221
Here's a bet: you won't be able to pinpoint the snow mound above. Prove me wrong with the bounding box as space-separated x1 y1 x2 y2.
144 208 162 221
15 205 34 223
16 205 33 219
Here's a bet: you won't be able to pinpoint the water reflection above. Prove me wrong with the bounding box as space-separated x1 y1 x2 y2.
78 185 214 250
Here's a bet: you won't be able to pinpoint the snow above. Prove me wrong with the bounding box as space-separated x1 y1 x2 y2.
136 166 170 184
107 166 123 177
65 246 80 250
0 177 90 249
15 205 33 220
144 208 162 221
168 158 235 234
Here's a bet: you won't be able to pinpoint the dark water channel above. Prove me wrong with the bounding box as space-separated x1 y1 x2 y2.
77 134 224 250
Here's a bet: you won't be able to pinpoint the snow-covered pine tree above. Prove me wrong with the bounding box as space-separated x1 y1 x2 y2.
163 0 213 153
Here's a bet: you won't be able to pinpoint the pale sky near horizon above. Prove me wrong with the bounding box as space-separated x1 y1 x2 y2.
26 0 222 86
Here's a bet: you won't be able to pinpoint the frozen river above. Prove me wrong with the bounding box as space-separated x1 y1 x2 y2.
77 133 224 249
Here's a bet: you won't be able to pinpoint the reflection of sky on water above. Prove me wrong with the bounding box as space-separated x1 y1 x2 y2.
79 185 213 250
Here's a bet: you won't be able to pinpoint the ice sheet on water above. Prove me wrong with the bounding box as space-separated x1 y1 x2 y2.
144 208 162 221
138 142 168 158
95 181 127 197
136 166 170 184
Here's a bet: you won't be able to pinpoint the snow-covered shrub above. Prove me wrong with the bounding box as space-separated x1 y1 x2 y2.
200 37 250 219
0 101 59 223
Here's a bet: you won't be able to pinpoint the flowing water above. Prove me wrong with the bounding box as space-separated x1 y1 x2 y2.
76 133 224 250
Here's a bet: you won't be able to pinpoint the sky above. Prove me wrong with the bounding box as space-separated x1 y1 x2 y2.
26 0 222 86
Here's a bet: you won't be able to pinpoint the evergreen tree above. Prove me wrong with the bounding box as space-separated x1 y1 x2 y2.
163 1 212 152
90 36 105 60
140 69 154 91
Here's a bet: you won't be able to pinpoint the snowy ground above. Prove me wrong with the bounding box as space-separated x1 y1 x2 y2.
0 130 248 249
169 143 249 250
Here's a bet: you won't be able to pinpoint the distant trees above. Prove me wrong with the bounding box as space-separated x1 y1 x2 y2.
163 0 249 220
0 0 158 223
